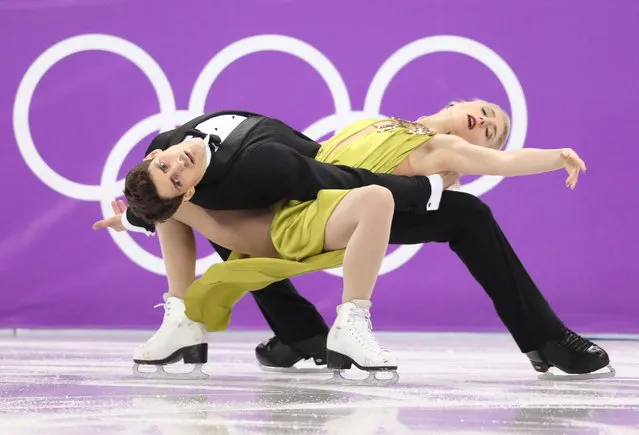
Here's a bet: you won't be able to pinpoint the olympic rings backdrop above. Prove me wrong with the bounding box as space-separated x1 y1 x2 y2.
1 1 637 333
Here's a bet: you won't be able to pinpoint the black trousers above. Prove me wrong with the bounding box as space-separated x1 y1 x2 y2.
388 191 564 352
214 190 565 353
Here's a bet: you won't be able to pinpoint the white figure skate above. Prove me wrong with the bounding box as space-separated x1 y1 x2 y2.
326 301 399 386
132 293 208 379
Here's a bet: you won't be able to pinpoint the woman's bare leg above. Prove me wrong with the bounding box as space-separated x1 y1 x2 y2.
132 214 203 369
323 185 398 377
156 218 196 298
153 204 233 301
323 185 394 303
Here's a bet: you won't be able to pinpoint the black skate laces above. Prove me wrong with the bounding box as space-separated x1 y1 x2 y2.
261 337 279 348
558 328 595 353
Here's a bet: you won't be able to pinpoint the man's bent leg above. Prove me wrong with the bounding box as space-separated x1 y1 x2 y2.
391 192 562 351
211 242 329 368
389 191 610 376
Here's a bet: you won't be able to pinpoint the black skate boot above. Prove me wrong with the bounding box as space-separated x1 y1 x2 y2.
526 327 615 380
255 335 328 373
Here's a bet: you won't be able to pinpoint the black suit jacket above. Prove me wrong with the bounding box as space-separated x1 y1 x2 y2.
124 110 437 234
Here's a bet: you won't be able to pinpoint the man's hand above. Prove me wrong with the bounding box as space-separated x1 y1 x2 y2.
560 148 587 190
439 171 460 190
92 200 128 232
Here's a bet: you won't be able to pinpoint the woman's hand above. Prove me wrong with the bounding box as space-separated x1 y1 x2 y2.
92 200 128 231
560 148 587 190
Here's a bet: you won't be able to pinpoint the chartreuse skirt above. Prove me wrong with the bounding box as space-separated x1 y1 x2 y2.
185 118 434 331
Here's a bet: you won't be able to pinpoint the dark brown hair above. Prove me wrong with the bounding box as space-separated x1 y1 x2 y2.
123 160 184 224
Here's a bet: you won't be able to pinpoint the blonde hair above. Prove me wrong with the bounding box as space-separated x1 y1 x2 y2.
494 108 511 150
467 98 511 150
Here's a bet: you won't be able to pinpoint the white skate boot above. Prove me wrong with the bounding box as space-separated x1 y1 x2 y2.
326 301 399 386
132 293 209 379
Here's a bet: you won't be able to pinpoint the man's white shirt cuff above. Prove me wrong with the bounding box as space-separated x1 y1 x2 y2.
426 174 444 211
121 212 155 236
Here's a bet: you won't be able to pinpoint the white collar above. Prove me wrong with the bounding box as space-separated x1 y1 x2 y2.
203 134 213 168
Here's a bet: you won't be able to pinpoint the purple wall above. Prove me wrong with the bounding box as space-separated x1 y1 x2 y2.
1 1 637 334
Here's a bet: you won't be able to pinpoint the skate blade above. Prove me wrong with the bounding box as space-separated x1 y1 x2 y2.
258 364 331 374
538 365 616 381
132 363 209 380
325 370 399 386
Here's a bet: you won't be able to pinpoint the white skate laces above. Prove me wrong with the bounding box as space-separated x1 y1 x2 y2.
149 293 182 337
153 292 176 311
347 307 388 356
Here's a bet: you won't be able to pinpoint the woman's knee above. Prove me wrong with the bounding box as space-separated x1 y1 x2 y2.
353 185 394 215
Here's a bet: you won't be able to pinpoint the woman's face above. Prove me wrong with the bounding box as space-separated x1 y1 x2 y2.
444 100 510 149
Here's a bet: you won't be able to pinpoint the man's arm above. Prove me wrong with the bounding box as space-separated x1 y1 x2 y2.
241 143 447 213
92 199 156 235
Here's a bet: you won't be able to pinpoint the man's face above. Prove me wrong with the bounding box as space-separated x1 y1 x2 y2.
145 139 208 199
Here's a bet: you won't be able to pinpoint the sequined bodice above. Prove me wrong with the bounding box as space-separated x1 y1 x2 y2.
374 118 435 135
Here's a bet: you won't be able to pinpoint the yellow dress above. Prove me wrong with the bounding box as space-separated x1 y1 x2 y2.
185 118 435 331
